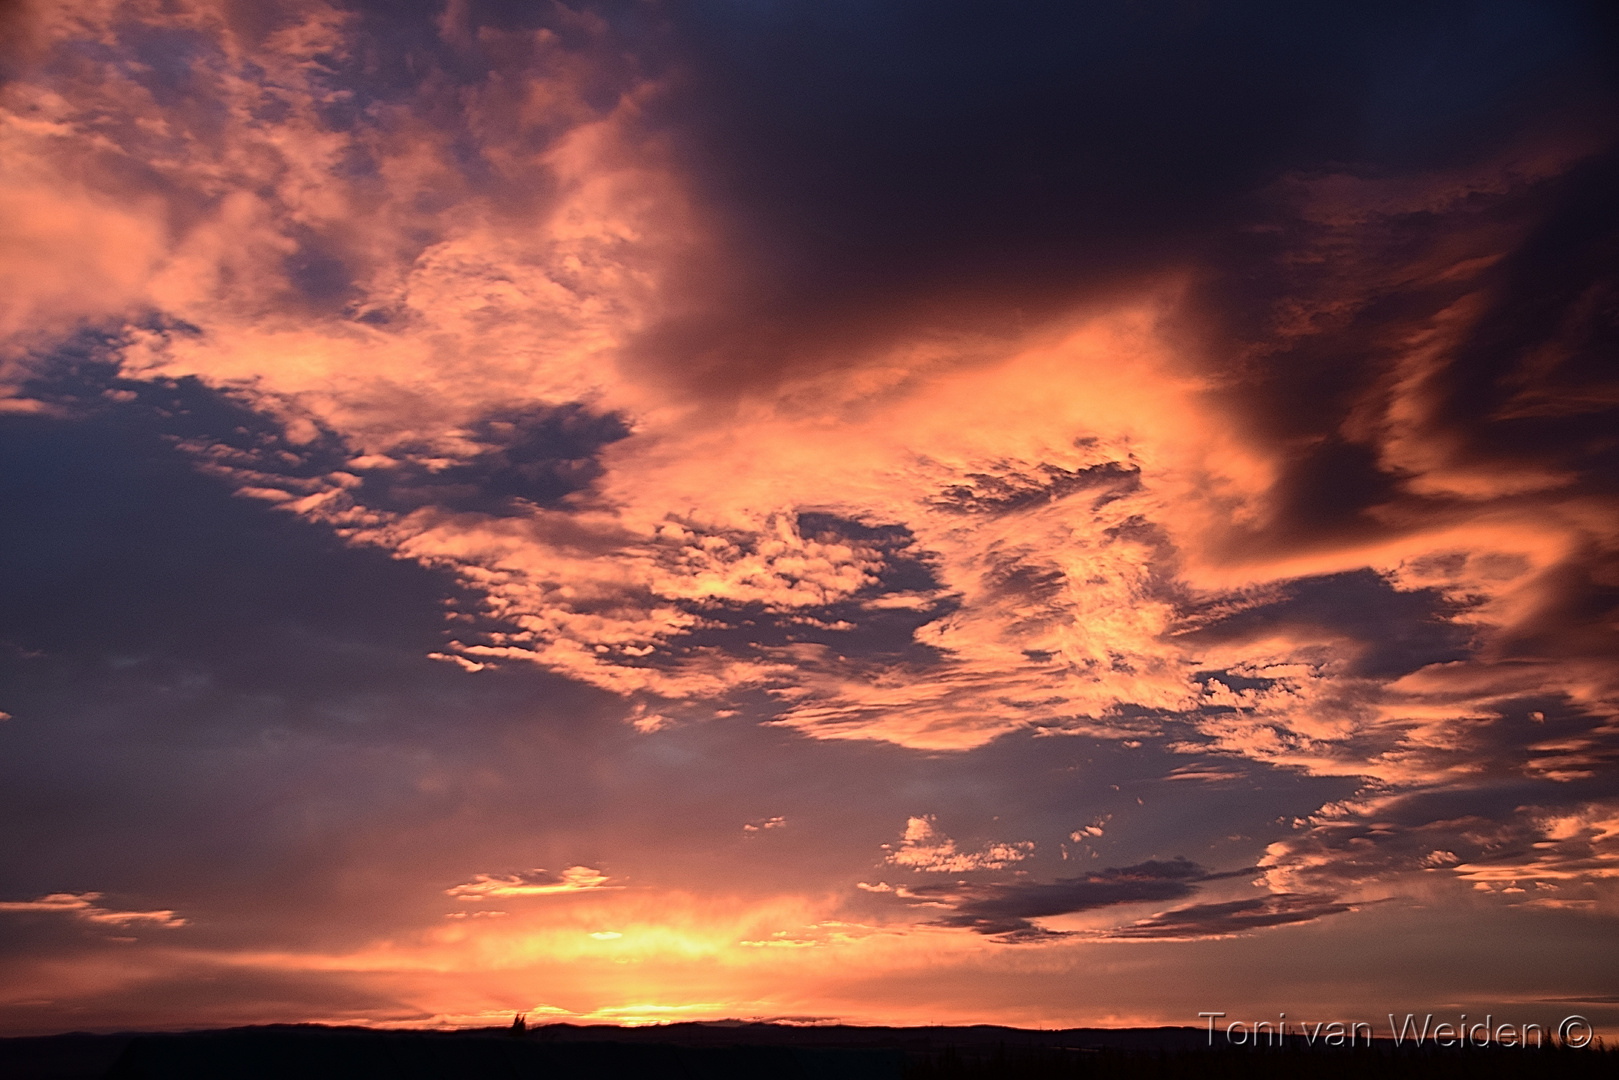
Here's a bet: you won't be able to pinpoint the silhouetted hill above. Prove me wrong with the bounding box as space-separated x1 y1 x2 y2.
0 1022 1609 1079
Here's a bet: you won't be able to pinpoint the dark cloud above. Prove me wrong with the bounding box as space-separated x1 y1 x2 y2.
609 0 1619 391
1187 146 1619 565
1183 569 1476 678
658 2 1369 277
906 858 1210 940
1494 541 1619 664
925 462 1141 518
1106 893 1356 939
1430 149 1619 465
1267 756 1619 897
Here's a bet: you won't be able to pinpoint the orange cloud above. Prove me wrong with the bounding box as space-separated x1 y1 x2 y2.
447 866 614 900
0 892 185 928
2 7 1616 1034
883 816 1034 874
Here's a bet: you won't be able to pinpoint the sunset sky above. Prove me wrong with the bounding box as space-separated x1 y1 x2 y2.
2 0 1617 1037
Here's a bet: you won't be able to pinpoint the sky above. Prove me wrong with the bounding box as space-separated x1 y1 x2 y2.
0 0 1617 1037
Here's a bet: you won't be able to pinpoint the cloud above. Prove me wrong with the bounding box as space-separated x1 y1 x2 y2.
0 0 1617 1033
446 866 613 901
0 0 1611 845
901 858 1211 940
1259 783 1619 914
0 892 185 929
883 816 1033 874
1104 893 1356 940
5 0 1613 781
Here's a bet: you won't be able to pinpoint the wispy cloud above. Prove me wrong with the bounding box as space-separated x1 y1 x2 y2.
883 816 1034 874
898 859 1212 940
1104 893 1356 940
0 892 185 929
446 866 614 900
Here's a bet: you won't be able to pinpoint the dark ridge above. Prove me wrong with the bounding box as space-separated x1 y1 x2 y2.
1 1022 1609 1079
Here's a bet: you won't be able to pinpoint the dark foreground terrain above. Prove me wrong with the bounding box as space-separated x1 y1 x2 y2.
0 1021 1609 1079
